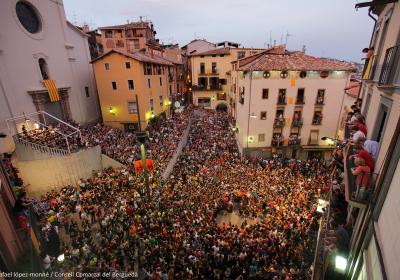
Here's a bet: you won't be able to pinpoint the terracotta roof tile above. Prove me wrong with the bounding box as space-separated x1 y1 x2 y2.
190 47 231 57
239 49 355 71
99 22 150 30
345 79 361 98
90 49 173 66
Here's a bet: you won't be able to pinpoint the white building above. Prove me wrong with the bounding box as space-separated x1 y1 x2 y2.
0 0 100 153
232 46 354 159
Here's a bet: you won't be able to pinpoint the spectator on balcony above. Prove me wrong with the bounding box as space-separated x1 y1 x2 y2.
352 114 367 135
357 137 379 161
353 144 375 172
351 157 371 200
350 125 365 142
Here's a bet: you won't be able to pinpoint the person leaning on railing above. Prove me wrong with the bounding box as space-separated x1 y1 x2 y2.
351 157 371 201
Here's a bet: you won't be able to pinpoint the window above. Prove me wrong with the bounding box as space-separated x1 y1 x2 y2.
128 80 134 90
116 40 124 48
125 62 131 69
159 77 162 86
111 81 117 90
278 89 287 104
16 1 41 34
148 79 151 88
260 111 267 120
105 30 113 38
316 89 325 105
105 63 110 70
212 55 216 57
312 110 323 125
159 95 163 106
280 71 288 79
239 87 245 104
299 71 307 78
212 62 217 74
128 101 138 114
84 86 89 98
258 134 265 142
296 88 305 104
220 54 225 57
262 89 269 99
150 98 154 111
219 79 227 85
237 51 245 59
198 97 211 107
169 85 172 94
200 63 205 74
363 91 372 117
372 97 392 142
309 130 319 145
38 58 49 80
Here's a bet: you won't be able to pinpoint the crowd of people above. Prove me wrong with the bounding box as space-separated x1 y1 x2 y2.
15 109 191 173
22 108 334 279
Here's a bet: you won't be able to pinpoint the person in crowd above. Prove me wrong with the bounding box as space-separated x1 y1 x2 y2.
357 136 379 161
351 157 371 200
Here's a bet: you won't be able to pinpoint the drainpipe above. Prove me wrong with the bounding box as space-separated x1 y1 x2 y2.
246 71 253 152
368 7 378 47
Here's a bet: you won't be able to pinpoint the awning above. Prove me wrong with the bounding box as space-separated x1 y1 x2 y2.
43 80 60 102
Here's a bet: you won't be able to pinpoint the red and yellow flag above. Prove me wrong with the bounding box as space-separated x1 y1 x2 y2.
43 80 60 102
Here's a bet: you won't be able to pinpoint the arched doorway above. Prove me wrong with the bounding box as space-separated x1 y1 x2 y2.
216 103 228 112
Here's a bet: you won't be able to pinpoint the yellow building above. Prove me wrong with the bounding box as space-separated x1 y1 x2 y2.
189 47 265 111
91 49 173 131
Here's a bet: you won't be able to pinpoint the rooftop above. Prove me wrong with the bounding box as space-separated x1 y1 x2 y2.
190 47 231 57
90 49 173 66
99 22 151 30
345 79 361 98
238 46 355 71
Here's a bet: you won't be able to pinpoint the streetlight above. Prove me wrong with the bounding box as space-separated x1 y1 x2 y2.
135 131 150 198
335 255 347 272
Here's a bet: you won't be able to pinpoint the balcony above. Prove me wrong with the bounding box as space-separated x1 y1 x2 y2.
378 45 400 87
271 136 284 147
198 70 219 76
291 118 303 127
273 118 285 128
192 84 222 91
315 98 325 106
169 74 174 82
312 118 322 125
277 97 287 105
362 55 377 81
288 135 301 146
295 98 305 105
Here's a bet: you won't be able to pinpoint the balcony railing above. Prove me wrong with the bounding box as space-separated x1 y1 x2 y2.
271 137 284 147
192 84 222 91
292 118 303 127
273 118 285 128
198 70 219 76
312 117 322 125
288 137 301 146
277 98 287 105
378 45 400 86
343 144 369 206
295 98 305 105
315 98 325 105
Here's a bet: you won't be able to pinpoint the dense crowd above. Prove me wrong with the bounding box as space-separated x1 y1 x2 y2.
23 108 335 279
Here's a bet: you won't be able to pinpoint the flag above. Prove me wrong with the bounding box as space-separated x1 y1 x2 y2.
43 80 60 102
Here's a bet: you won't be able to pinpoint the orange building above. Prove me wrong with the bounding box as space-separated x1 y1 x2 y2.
91 49 173 131
99 20 161 54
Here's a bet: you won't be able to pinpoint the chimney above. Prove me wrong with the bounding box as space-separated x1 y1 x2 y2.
82 24 90 33
139 16 143 22
302 45 306 53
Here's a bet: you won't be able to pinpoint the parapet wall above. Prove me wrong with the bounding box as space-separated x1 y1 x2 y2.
18 146 102 197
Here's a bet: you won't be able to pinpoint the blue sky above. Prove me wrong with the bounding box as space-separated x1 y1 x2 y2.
64 0 374 62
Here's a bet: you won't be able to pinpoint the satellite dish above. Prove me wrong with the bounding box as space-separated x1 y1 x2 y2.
175 101 181 108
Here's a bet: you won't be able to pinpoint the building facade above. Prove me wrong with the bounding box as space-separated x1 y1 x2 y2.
91 50 173 131
233 46 354 159
0 0 101 153
99 20 160 54
333 1 400 279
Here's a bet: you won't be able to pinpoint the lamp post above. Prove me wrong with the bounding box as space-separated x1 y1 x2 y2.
136 132 150 198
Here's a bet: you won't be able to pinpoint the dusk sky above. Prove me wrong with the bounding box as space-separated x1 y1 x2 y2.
64 0 375 62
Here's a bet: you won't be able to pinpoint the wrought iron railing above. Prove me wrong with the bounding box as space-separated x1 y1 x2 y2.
378 45 400 86
13 135 70 156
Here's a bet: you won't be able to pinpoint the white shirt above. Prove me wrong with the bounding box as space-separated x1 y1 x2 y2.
352 130 365 142
364 140 379 160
